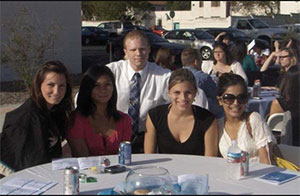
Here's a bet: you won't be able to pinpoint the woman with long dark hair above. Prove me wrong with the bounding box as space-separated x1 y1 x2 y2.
0 61 73 171
231 40 258 72
67 65 131 157
202 42 248 84
217 73 276 164
270 63 299 146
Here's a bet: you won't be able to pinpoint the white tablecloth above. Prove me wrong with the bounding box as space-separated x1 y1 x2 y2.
1 154 299 195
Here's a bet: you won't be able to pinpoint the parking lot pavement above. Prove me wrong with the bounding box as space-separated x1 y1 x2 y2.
82 45 110 73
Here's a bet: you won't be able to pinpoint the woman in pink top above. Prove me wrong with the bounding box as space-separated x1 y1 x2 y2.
67 66 131 156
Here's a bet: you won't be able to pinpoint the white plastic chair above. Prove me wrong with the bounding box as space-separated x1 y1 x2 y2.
277 144 300 166
267 111 293 145
267 113 284 132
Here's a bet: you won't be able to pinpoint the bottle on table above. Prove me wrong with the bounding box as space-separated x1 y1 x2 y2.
252 79 261 98
227 140 242 180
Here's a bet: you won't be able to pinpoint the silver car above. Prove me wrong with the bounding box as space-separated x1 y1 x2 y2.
98 21 134 37
163 29 214 60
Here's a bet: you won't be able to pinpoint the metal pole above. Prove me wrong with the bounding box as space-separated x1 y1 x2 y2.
109 41 112 62
172 18 174 30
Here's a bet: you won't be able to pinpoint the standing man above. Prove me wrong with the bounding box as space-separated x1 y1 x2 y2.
181 48 223 119
106 30 208 153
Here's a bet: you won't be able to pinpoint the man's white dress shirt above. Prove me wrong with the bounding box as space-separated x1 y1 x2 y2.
106 60 208 133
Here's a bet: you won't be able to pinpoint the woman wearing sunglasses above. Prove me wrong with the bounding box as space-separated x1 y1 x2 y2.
217 73 276 164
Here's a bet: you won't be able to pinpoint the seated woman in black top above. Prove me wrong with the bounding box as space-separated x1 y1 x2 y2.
144 68 219 156
0 61 73 171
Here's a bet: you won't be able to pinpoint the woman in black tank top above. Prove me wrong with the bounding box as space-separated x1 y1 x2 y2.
144 68 219 156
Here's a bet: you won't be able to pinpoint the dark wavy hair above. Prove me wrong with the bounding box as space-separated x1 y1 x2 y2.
218 73 247 96
230 40 247 64
213 42 232 65
76 65 121 121
30 60 73 138
279 65 300 115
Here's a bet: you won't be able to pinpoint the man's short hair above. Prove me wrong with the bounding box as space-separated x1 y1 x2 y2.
181 48 202 67
123 30 150 49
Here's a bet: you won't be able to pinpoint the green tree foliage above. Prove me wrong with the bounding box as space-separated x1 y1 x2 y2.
81 1 154 21
166 1 191 10
230 1 280 16
125 1 154 24
82 1 128 21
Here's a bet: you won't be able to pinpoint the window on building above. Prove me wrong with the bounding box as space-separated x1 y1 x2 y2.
211 1 220 7
199 1 204 7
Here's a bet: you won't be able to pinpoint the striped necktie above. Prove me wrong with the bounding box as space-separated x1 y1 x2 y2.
128 73 141 137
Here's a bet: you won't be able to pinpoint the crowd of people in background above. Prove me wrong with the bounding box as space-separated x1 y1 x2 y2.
0 29 299 175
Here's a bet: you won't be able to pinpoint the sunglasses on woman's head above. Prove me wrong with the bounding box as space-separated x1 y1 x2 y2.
220 93 248 105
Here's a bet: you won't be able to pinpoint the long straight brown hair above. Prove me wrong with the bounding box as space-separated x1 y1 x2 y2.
30 60 74 137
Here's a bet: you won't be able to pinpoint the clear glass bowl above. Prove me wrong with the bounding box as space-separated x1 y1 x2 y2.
124 166 174 195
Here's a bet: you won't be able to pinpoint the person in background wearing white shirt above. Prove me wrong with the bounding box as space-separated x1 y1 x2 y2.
106 30 208 153
217 73 276 164
202 42 248 85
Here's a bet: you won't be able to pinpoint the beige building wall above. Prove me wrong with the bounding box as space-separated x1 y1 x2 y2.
154 1 230 30
0 1 82 82
152 1 300 30
280 1 300 14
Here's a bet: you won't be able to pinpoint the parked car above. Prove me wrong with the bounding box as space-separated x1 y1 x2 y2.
200 28 252 44
133 25 152 32
106 32 187 66
277 23 300 40
97 21 135 37
162 29 214 60
151 26 168 36
81 26 109 45
230 18 287 43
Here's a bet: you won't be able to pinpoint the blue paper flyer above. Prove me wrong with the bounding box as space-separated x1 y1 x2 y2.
256 171 299 185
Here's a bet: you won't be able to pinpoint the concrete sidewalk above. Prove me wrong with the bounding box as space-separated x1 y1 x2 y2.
0 103 21 133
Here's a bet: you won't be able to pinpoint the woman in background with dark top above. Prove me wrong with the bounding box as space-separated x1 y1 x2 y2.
214 32 231 46
230 40 258 86
155 47 177 71
269 64 299 146
67 65 131 157
0 61 73 171
144 68 218 156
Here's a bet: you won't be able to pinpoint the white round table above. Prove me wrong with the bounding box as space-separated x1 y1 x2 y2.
1 154 299 195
